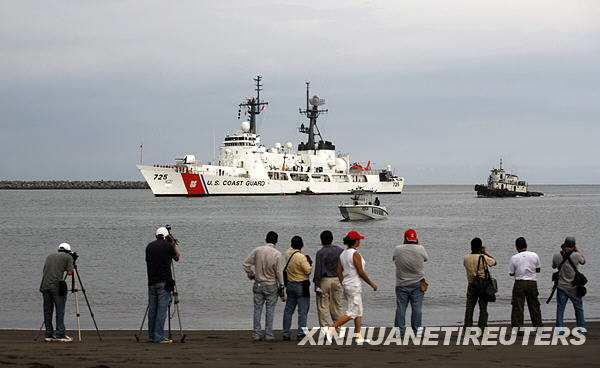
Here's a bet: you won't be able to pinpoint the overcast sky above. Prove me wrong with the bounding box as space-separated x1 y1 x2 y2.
1 1 599 184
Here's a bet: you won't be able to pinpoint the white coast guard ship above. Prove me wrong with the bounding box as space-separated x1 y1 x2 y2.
137 76 404 196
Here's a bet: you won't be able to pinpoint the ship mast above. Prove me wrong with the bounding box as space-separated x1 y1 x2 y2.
298 82 332 152
238 76 268 134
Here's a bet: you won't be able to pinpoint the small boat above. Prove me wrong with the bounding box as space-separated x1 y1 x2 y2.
339 189 388 220
474 159 543 197
296 187 320 195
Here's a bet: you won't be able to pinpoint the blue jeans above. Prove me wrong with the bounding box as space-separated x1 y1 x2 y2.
394 282 424 334
42 288 67 338
253 282 279 340
282 282 310 338
556 288 586 328
148 281 172 342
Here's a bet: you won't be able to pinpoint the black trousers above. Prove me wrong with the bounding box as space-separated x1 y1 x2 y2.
511 280 543 327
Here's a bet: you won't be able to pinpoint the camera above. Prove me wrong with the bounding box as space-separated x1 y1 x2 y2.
165 224 178 245
70 251 79 263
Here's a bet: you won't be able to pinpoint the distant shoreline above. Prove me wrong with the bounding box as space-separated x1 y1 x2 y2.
0 180 149 190
0 182 597 190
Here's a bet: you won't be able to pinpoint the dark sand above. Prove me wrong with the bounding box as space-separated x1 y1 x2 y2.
0 324 598 368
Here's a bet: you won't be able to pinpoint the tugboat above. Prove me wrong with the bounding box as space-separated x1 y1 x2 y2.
474 159 543 197
339 188 388 220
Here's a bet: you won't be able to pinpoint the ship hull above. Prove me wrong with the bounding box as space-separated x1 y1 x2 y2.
138 165 403 196
339 205 388 220
474 185 543 198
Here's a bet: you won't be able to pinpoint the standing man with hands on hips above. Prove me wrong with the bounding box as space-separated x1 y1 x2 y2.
393 229 428 335
508 237 543 330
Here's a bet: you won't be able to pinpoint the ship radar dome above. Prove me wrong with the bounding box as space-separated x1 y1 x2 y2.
241 121 251 132
183 154 196 164
286 142 293 149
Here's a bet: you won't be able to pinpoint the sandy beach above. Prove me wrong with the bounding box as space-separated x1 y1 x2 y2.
0 323 598 368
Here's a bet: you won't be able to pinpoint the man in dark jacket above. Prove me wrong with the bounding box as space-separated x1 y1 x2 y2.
146 227 180 343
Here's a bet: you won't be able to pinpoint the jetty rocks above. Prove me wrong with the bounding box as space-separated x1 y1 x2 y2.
0 181 149 190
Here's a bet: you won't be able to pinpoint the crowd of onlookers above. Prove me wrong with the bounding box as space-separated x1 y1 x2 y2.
243 230 587 342
39 227 586 344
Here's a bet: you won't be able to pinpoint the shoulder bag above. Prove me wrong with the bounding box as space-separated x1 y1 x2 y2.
283 251 299 287
473 255 497 302
566 256 587 298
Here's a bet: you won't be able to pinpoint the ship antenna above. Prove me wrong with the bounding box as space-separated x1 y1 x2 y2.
298 81 329 153
238 75 269 134
500 158 503 170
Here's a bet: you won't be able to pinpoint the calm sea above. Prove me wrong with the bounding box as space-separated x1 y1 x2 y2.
1 185 598 330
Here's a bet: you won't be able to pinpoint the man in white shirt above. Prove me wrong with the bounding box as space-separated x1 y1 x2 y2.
508 237 543 328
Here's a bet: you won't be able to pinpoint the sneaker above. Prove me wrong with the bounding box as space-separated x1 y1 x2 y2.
55 336 73 343
296 335 305 341
576 327 588 335
354 334 370 344
326 327 336 341
282 336 291 341
43 337 55 342
416 327 424 337
158 339 173 344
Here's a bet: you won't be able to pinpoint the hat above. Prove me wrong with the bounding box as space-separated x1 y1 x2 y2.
562 236 576 248
156 227 169 237
58 242 71 252
404 229 417 243
346 231 365 240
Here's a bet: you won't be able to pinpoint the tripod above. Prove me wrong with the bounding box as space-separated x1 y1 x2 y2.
134 264 186 343
33 264 102 342
71 264 102 341
169 262 186 343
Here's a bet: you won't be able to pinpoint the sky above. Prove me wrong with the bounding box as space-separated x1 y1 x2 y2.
1 0 599 184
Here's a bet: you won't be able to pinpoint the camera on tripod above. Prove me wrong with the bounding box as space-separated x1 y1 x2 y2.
70 251 79 263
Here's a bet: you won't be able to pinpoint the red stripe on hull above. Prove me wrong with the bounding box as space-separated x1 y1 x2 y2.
181 173 206 195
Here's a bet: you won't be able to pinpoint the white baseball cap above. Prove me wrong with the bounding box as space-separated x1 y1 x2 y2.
58 242 71 251
156 227 169 237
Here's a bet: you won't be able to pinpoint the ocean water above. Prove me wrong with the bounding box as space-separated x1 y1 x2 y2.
1 185 598 330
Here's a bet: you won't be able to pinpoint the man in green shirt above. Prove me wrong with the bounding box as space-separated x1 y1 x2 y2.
40 243 75 342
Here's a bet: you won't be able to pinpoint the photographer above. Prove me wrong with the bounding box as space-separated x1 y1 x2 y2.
145 227 180 344
463 237 496 329
39 243 75 342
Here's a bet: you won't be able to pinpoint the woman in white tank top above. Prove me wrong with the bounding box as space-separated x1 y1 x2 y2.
329 231 378 344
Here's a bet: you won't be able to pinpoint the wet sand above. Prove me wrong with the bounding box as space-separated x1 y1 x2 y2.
0 324 598 368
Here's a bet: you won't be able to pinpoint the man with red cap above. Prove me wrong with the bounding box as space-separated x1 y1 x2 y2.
393 229 428 335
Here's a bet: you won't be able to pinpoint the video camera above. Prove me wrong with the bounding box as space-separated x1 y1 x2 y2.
165 224 178 245
70 251 79 263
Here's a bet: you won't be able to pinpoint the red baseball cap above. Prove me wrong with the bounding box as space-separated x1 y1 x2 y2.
404 229 417 242
347 231 365 240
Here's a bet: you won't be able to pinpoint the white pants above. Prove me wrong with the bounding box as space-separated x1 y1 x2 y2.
343 284 363 319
